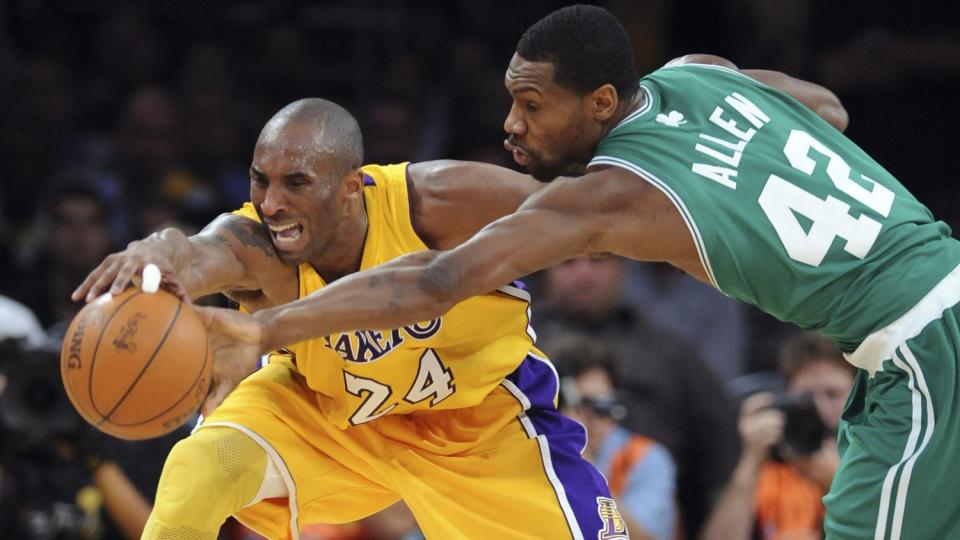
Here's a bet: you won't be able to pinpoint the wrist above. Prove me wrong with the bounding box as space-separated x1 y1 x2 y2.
253 308 281 353
732 449 767 484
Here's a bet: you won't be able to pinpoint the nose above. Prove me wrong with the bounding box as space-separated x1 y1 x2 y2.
504 103 526 138
260 183 287 217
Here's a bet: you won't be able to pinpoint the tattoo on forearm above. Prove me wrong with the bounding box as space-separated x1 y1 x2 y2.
418 263 458 297
224 219 276 259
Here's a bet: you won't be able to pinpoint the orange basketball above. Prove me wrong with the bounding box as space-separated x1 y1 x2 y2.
60 288 211 440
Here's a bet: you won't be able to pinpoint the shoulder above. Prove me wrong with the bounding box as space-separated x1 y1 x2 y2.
406 160 539 200
405 160 542 250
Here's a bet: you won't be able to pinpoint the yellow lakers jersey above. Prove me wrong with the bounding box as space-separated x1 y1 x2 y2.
233 163 537 428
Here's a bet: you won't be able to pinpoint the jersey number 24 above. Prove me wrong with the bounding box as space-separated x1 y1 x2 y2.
343 348 455 425
758 129 894 267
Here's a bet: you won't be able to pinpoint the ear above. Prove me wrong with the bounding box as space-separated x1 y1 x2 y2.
342 168 364 197
589 84 619 122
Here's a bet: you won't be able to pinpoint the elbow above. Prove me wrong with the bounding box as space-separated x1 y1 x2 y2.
817 94 849 132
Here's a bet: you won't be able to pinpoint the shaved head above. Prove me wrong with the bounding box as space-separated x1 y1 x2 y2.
258 98 364 177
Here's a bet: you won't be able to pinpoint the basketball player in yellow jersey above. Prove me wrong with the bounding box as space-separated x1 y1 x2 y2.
73 99 625 539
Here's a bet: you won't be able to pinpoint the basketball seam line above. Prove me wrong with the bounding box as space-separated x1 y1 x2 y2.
98 301 183 425
108 328 210 427
87 291 144 418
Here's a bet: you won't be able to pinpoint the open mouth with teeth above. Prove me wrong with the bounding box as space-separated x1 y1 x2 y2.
266 221 306 250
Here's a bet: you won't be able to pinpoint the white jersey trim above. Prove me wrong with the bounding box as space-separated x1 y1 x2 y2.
586 155 719 288
873 344 935 540
496 283 531 302
609 85 655 133
500 360 584 540
846 262 960 375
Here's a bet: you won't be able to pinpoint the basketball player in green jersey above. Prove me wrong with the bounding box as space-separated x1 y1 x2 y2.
196 6 960 539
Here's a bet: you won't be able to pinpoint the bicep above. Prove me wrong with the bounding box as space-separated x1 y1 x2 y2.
409 160 542 249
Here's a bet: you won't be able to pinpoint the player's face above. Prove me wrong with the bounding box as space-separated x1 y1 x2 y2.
788 360 855 432
504 54 601 181
249 123 348 266
544 256 625 318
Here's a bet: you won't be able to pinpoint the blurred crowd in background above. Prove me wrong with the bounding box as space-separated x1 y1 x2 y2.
0 1 959 539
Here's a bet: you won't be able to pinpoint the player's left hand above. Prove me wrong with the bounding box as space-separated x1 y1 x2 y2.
192 306 266 416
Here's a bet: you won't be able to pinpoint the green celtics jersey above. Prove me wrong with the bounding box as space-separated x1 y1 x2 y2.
590 63 960 352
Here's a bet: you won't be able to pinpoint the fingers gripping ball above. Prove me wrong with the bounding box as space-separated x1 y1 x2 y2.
60 288 212 440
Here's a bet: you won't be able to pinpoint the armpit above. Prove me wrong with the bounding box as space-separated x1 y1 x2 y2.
223 289 272 312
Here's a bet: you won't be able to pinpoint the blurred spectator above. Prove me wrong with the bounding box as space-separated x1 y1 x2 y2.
0 2 956 536
88 86 215 240
1 55 80 229
0 338 191 539
532 255 739 537
625 262 751 378
0 296 46 449
361 96 418 165
179 42 250 208
556 336 677 540
701 332 856 540
83 9 169 127
0 295 46 348
8 183 114 330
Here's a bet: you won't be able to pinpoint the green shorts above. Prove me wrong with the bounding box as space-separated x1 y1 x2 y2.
826 274 960 539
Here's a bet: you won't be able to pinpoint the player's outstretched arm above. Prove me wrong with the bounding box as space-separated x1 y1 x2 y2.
194 167 685 413
72 213 269 303
250 172 626 351
667 54 849 132
245 165 697 352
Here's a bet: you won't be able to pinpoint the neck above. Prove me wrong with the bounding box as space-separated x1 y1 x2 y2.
309 201 368 283
598 88 645 143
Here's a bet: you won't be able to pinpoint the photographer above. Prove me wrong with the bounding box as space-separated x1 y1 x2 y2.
0 338 189 539
701 333 856 540
555 335 678 540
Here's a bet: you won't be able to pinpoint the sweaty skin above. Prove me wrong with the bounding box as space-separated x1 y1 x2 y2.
193 54 850 413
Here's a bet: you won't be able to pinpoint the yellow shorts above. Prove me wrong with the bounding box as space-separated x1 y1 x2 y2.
201 354 624 539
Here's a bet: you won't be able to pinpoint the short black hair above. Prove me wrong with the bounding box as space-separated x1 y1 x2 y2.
779 332 855 383
548 333 619 382
517 4 639 100
44 180 109 223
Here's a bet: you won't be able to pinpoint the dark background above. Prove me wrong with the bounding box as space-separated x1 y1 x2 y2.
1 0 958 242
1 2 958 538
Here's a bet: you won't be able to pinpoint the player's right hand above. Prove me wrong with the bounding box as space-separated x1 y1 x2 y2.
71 242 187 303
192 305 265 416
738 392 786 459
